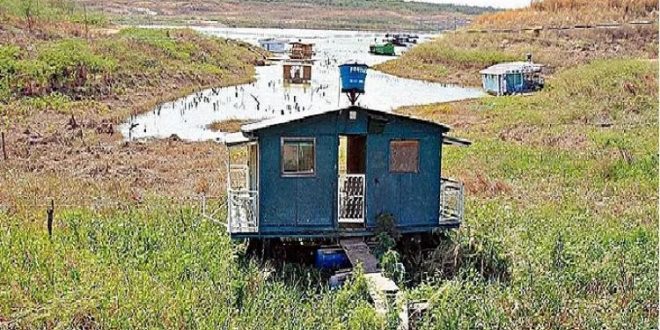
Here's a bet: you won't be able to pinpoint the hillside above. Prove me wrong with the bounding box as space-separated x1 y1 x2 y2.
0 0 268 204
475 0 657 28
76 0 496 31
375 0 658 86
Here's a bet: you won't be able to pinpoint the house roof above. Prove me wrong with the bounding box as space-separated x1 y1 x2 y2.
224 132 254 146
480 61 543 75
223 106 470 147
258 38 288 44
289 41 314 46
240 106 451 133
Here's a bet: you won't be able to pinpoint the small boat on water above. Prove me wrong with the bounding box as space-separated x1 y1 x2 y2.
384 33 419 47
369 42 396 56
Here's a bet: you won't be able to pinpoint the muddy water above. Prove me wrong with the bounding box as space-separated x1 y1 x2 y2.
120 27 485 141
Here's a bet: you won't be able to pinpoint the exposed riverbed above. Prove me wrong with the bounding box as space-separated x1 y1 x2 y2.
120 27 485 141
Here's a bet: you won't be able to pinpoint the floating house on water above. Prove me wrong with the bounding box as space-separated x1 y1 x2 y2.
258 38 288 53
384 33 418 47
282 60 312 84
480 59 544 96
224 63 468 240
289 41 315 60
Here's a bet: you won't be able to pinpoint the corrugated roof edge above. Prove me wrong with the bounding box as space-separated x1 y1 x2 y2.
480 61 544 75
240 106 452 133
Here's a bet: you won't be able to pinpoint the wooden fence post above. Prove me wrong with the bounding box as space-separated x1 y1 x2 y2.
1 132 7 161
47 199 54 238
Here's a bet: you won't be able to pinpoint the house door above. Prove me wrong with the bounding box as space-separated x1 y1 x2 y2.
338 135 366 225
248 143 258 191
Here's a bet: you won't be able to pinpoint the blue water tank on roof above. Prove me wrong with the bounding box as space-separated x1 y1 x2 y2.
339 63 369 93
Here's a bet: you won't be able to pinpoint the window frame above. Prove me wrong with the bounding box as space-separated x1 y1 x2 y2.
280 137 316 177
389 139 420 174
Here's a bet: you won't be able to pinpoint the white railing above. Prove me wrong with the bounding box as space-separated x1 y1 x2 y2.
440 177 464 224
226 164 258 233
338 174 365 223
227 190 258 233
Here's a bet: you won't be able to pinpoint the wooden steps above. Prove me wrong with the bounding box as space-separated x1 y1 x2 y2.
339 238 380 273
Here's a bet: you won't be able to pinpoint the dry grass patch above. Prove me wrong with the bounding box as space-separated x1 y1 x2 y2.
475 0 658 29
206 119 246 133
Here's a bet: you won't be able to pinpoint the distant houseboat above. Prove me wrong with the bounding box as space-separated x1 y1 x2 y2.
282 61 312 84
289 41 315 60
369 42 396 56
480 60 544 96
258 38 288 53
384 33 419 47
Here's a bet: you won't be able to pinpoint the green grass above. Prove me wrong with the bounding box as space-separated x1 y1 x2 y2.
396 59 658 328
0 27 263 121
376 24 658 86
1 55 656 328
0 0 657 328
0 203 388 329
0 0 108 26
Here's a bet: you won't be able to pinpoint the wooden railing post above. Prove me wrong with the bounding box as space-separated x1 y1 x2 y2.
47 199 54 238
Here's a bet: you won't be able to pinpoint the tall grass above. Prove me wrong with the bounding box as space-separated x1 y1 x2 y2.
0 202 387 329
0 0 108 26
474 0 658 28
397 59 658 328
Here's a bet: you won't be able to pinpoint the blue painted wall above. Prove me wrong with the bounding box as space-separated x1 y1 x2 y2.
254 107 447 237
482 72 527 95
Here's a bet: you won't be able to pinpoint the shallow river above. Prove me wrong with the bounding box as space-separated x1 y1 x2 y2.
120 27 485 141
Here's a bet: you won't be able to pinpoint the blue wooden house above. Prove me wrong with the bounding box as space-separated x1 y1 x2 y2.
480 61 544 96
223 106 468 239
258 38 288 53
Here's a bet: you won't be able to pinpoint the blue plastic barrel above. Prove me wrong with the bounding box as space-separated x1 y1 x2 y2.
315 248 351 270
339 63 369 93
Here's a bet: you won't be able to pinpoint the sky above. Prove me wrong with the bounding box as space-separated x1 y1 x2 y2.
405 0 532 9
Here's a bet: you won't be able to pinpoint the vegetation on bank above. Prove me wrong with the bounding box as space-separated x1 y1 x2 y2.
78 0 495 32
374 3 657 327
207 119 246 133
375 0 658 86
474 0 658 28
394 58 658 329
0 2 266 202
0 27 264 121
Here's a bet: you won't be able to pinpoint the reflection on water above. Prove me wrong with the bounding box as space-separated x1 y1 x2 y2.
120 27 485 141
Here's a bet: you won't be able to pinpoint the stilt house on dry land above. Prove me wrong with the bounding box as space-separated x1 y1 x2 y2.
223 108 468 238
480 56 544 96
258 38 288 53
